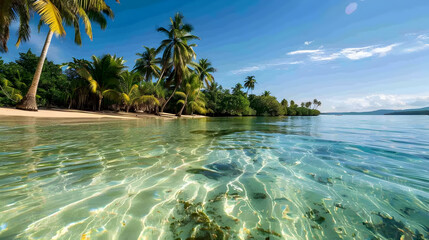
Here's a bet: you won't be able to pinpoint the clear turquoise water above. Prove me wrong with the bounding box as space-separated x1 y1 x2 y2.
0 116 428 240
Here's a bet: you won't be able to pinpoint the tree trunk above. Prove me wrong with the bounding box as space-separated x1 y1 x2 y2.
16 30 54 111
177 97 187 117
98 95 103 111
160 85 177 113
155 67 167 87
126 105 130 113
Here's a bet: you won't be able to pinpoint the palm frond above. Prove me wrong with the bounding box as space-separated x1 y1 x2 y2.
33 0 66 36
175 91 187 98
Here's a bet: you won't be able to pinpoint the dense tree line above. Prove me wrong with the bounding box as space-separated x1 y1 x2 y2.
1 11 320 117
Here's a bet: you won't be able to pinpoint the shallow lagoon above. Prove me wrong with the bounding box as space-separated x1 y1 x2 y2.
0 116 428 239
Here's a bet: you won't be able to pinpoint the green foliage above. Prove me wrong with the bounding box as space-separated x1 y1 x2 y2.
0 49 69 107
175 73 207 116
0 13 321 117
250 94 284 116
134 46 161 82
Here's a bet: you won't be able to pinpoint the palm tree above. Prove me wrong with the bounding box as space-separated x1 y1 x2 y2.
157 13 199 113
74 54 126 111
305 101 312 108
0 0 31 53
117 71 142 112
139 81 165 113
244 76 256 94
65 58 91 109
190 58 216 89
313 99 322 109
2 0 117 111
175 73 205 117
263 91 271 97
134 46 161 82
0 77 23 103
232 83 244 95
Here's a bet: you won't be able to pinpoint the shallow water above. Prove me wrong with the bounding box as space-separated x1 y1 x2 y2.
0 116 428 240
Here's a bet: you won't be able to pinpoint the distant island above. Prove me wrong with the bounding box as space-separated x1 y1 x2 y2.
323 106 429 115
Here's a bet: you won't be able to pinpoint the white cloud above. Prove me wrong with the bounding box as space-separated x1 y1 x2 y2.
233 36 425 75
231 66 262 75
230 60 303 75
289 61 304 65
311 53 341 61
289 43 400 62
325 94 429 112
287 49 323 55
403 44 429 53
417 34 429 40
304 41 313 46
340 47 374 60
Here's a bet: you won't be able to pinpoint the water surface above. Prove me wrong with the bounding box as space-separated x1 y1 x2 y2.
0 116 428 239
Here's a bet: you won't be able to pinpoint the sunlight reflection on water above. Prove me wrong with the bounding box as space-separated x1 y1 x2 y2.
0 116 428 239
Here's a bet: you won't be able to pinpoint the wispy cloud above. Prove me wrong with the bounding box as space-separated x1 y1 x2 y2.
310 53 341 61
417 34 429 40
291 43 400 62
233 32 429 75
230 61 303 75
403 34 429 53
403 44 429 53
287 49 323 55
325 94 429 112
231 66 262 75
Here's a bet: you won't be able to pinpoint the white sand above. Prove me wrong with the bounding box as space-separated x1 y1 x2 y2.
0 108 207 120
0 108 138 119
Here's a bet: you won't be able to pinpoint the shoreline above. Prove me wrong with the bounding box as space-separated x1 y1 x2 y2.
0 108 207 120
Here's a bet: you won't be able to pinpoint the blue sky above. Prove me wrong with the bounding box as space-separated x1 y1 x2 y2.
2 0 429 112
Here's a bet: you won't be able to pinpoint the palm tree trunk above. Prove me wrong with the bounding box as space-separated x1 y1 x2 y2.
155 68 166 87
160 85 177 113
16 30 54 111
98 94 103 111
177 97 187 117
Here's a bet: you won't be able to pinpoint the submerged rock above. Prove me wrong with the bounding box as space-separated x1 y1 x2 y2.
334 203 346 209
186 168 223 180
187 162 242 180
363 212 426 240
253 193 268 200
169 200 235 239
305 209 326 224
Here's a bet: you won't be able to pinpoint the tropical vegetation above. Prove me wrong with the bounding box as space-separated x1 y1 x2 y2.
0 13 320 117
0 0 118 110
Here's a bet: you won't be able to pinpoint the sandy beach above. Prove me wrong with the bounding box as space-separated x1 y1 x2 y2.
0 108 206 120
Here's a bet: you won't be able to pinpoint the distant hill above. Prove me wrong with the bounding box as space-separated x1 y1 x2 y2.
323 106 429 115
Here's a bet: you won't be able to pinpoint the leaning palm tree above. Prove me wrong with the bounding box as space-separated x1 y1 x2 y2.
2 0 117 111
312 98 322 109
244 76 256 94
157 12 199 113
134 46 161 82
175 73 204 117
74 54 126 111
190 58 216 89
